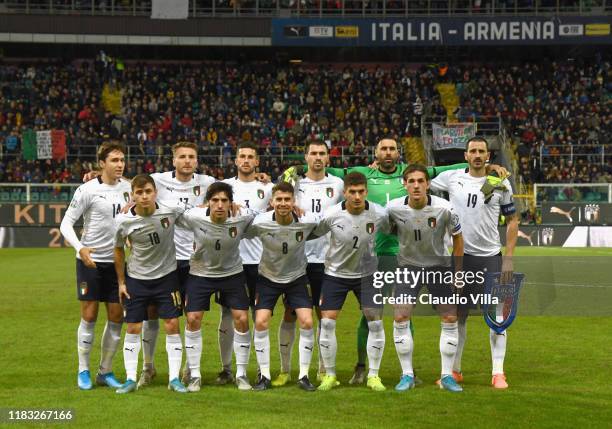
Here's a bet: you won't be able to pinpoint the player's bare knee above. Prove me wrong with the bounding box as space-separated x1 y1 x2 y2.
394 314 410 323
163 318 180 335
127 322 142 335
106 303 123 323
233 311 249 332
186 312 202 331
442 314 457 324
80 301 99 322
321 310 338 320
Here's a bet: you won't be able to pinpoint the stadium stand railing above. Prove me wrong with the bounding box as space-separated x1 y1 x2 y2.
1 0 610 18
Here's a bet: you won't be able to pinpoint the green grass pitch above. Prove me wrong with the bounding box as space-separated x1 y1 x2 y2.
0 247 611 428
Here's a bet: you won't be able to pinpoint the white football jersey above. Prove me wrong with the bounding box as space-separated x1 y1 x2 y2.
152 171 215 261
315 201 389 279
61 176 132 263
222 177 273 265
245 211 319 283
295 174 344 263
387 195 461 268
179 208 256 278
430 169 515 257
114 202 185 280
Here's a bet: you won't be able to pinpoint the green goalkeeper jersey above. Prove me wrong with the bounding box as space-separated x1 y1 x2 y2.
325 163 467 256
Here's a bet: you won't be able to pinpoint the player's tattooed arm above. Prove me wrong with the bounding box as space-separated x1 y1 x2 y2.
254 172 272 184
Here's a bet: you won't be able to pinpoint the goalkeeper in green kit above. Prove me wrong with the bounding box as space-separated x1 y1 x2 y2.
282 137 507 385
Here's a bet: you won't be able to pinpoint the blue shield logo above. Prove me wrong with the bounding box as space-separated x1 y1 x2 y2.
483 272 525 334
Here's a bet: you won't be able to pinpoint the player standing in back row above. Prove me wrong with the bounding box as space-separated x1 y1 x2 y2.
60 141 130 390
430 137 518 389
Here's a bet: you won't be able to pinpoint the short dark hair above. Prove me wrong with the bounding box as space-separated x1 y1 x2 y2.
403 164 430 182
205 182 233 202
272 181 295 196
465 137 489 152
237 141 259 156
304 139 328 154
131 174 156 191
97 141 126 162
172 141 198 155
343 172 367 188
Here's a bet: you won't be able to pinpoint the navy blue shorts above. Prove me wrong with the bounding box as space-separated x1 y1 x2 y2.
124 271 182 323
176 259 190 299
76 259 119 303
255 275 312 311
394 266 455 300
319 274 382 311
459 253 502 309
186 272 249 312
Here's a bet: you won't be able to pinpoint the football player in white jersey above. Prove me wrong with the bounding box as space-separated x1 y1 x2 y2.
316 173 391 392
218 142 274 385
244 182 320 391
273 140 344 386
61 141 130 390
139 142 214 388
178 182 256 392
113 174 188 394
430 137 518 389
387 165 464 392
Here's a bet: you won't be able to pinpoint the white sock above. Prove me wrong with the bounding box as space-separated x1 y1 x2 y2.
453 317 467 373
142 319 159 369
367 320 385 377
184 329 202 379
233 329 251 378
123 333 141 381
317 322 325 374
254 329 271 380
318 318 337 377
77 319 96 373
298 328 314 379
440 322 459 376
393 320 413 376
278 320 296 374
218 306 234 372
99 321 122 374
490 329 507 375
166 334 183 382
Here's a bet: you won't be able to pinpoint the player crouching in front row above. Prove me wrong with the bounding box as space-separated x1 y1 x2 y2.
113 174 188 394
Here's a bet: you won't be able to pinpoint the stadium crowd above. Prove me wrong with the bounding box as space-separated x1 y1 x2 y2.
0 58 610 187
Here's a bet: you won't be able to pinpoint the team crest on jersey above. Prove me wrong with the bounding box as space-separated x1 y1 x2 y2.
160 217 170 229
366 223 375 234
229 226 238 238
296 231 304 242
257 189 265 199
428 217 437 228
79 282 88 296
123 192 130 202
326 187 334 198
193 186 201 196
